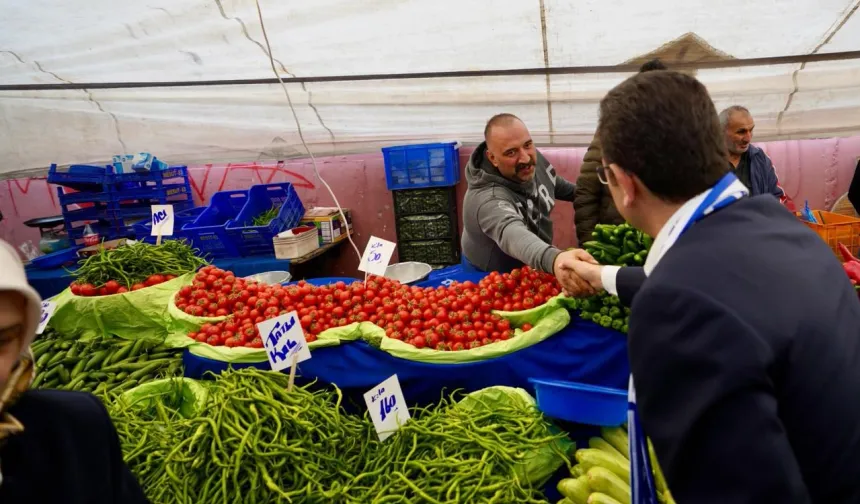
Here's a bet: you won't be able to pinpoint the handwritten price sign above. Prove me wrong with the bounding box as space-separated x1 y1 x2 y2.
358 236 396 277
36 301 56 335
363 374 410 441
150 204 174 237
258 311 312 372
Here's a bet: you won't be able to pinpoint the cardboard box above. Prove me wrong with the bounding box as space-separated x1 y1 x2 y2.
300 207 354 245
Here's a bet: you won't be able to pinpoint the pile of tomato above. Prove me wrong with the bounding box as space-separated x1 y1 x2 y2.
70 274 177 297
178 265 561 351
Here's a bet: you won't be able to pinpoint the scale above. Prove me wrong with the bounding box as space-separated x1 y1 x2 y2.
23 216 72 254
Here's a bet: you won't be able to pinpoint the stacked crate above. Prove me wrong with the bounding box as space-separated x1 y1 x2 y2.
48 163 194 245
382 142 461 266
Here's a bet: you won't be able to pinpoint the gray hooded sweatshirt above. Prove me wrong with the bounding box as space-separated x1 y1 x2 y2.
461 142 576 273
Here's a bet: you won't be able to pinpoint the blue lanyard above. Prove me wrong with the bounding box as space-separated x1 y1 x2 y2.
678 172 743 236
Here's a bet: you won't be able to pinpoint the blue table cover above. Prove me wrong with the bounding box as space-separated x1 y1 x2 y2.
26 254 292 299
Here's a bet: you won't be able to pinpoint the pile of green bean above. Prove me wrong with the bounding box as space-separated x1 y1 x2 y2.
111 369 374 504
71 240 208 288
32 328 183 394
110 368 567 503
350 393 568 503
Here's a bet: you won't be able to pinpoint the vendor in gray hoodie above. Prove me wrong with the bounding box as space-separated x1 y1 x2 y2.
462 113 597 295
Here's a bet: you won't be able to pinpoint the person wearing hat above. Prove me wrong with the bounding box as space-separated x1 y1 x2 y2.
0 240 148 502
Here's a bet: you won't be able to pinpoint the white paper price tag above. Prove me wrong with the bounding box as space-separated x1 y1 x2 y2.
150 204 175 236
364 374 410 441
358 236 396 277
36 301 56 335
258 311 312 372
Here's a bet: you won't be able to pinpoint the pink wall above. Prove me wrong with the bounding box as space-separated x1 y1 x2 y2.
2 137 859 275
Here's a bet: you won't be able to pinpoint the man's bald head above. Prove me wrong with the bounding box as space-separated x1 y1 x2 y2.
483 114 537 183
484 113 523 142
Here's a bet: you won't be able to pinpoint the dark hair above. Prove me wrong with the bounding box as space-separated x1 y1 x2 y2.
638 59 667 73
598 71 729 202
484 113 521 141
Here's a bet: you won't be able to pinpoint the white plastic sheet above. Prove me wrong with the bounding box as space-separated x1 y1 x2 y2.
1 0 859 176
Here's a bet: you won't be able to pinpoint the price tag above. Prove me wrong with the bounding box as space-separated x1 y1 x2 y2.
358 236 396 277
36 301 56 335
150 204 174 237
364 374 410 441
257 311 311 372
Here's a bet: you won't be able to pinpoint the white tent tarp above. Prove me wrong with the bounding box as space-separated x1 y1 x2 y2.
1 0 859 176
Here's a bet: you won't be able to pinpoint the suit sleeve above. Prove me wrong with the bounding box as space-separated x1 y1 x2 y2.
86 394 151 503
616 266 646 306
629 285 812 504
476 199 560 274
574 137 604 245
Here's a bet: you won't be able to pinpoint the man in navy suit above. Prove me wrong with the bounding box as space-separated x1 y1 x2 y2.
561 70 860 503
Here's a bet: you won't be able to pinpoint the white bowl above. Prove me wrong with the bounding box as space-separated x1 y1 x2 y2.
243 270 292 285
384 262 432 284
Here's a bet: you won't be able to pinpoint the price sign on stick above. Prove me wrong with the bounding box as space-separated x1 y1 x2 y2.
150 204 175 239
258 311 312 372
358 236 396 277
36 300 56 335
364 374 410 441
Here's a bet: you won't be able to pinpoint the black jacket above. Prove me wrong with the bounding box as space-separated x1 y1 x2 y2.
0 390 148 503
628 196 860 504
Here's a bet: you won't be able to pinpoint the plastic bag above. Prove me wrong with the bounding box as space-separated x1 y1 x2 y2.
120 377 209 419
454 386 573 485
49 273 194 341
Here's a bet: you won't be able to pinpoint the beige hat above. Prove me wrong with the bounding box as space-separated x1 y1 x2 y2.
0 240 43 351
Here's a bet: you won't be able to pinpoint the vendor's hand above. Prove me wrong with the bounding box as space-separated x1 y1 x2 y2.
553 250 597 297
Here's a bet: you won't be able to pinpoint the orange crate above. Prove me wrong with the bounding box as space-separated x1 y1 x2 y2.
798 210 860 258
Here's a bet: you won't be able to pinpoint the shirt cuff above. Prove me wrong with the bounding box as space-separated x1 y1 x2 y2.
601 265 621 296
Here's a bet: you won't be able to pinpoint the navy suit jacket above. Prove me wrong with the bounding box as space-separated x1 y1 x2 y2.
627 195 860 503
0 390 148 503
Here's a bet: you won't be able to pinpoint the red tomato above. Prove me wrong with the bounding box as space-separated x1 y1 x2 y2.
103 280 120 294
521 323 533 332
98 287 108 296
70 283 81 295
412 335 426 349
146 274 166 286
117 286 129 294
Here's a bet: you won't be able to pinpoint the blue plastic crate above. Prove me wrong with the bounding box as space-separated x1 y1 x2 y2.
382 142 460 190
110 165 187 184
183 190 248 258
528 378 627 427
47 163 111 191
29 246 82 270
66 221 135 245
57 186 114 206
226 183 305 256
111 182 191 203
133 206 205 244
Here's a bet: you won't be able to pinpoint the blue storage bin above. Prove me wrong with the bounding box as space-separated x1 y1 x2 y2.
47 163 110 191
382 142 460 190
183 190 247 258
29 246 82 270
226 183 304 256
133 206 205 244
110 165 187 184
528 378 627 426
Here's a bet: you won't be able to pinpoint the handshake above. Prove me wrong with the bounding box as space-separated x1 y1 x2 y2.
552 249 605 297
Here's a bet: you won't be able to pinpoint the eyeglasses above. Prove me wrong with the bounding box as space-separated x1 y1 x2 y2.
596 164 611 185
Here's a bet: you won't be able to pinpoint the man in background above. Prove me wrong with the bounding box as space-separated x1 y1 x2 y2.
573 59 668 245
461 113 596 295
719 105 795 210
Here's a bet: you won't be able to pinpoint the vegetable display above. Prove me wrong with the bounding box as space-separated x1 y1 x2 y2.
179 265 561 350
32 328 183 394
582 223 651 268
576 223 652 334
556 427 674 504
69 240 207 296
111 370 567 504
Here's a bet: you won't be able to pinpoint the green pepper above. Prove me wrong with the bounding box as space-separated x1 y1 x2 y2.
608 307 621 319
633 252 645 265
599 315 612 328
621 324 629 333
611 319 624 331
599 306 610 316
579 311 593 322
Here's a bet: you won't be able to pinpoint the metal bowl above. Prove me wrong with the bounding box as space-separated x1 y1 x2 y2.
384 262 432 284
243 270 292 285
